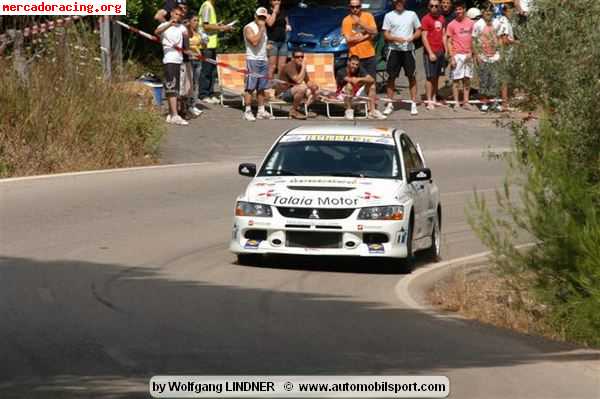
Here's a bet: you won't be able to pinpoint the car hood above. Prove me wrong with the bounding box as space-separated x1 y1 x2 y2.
244 176 404 208
288 8 347 43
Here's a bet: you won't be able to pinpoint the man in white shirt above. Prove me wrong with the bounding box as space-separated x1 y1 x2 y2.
243 7 273 121
382 0 422 116
155 5 189 125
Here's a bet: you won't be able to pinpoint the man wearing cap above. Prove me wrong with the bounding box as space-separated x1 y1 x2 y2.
243 7 273 121
198 0 233 104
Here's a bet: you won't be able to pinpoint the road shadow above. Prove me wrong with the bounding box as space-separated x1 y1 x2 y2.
0 255 597 398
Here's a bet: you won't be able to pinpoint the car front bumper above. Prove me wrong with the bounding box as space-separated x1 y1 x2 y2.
229 216 410 258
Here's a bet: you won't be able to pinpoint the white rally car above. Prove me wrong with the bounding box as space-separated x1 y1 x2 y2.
230 126 441 271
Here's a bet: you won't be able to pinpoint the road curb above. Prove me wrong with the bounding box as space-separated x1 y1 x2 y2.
395 243 535 312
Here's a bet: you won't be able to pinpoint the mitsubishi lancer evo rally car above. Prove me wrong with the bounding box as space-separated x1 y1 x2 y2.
230 126 441 271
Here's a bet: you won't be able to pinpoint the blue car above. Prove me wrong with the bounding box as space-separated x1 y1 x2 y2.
286 0 428 71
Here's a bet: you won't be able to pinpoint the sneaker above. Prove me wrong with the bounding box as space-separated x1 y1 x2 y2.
426 102 435 111
290 109 307 120
383 102 394 116
345 109 354 120
210 96 221 104
202 97 219 104
190 106 204 117
169 115 189 125
165 114 172 123
244 110 256 121
305 110 318 118
368 109 387 120
480 104 489 112
257 110 273 120
410 102 418 115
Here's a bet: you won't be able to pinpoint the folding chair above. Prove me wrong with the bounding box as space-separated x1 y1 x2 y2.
216 53 290 119
304 53 368 119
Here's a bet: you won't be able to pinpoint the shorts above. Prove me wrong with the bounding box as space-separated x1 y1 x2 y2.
423 51 445 80
268 40 289 58
386 49 416 80
164 63 181 98
449 54 474 80
359 56 377 79
280 88 293 102
245 59 270 92
478 61 499 97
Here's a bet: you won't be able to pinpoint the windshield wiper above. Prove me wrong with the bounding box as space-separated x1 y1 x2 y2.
318 172 365 178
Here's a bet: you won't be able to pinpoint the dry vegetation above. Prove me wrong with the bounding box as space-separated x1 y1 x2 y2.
0 27 164 178
428 267 564 342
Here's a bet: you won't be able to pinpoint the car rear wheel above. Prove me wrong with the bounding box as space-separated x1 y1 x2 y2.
237 254 263 266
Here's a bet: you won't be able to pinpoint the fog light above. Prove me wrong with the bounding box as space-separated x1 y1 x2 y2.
272 238 282 246
345 241 356 248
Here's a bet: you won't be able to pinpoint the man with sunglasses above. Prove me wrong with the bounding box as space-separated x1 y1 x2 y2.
342 0 378 88
421 0 446 110
276 50 319 120
382 0 422 116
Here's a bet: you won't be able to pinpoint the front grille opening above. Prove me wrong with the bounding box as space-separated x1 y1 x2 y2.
287 186 355 192
244 229 267 241
363 233 389 244
286 231 342 249
315 225 342 230
277 207 355 219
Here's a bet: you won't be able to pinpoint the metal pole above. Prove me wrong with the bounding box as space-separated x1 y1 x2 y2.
111 17 123 77
100 16 111 80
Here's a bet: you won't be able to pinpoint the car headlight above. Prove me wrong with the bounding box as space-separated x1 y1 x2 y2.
358 205 404 220
235 201 273 217
331 37 345 47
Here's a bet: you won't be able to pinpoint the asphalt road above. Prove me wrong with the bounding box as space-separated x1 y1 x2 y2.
1 108 598 398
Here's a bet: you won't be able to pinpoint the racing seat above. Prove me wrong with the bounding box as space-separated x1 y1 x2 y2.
304 53 368 119
216 53 290 119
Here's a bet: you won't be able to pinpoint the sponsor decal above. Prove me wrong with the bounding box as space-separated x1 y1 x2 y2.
280 134 394 145
368 243 385 254
273 196 359 207
398 227 407 244
232 224 238 239
257 189 277 198
357 224 364 231
288 177 358 185
248 220 254 226
244 239 261 249
359 191 381 200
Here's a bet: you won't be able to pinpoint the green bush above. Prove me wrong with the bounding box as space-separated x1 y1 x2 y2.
0 26 165 178
469 0 600 347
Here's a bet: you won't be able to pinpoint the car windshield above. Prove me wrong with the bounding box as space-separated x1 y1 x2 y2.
302 0 386 10
259 140 401 179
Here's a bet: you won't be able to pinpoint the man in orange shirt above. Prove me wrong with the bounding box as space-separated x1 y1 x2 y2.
341 0 380 117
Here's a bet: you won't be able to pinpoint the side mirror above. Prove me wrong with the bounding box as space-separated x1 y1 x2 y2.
408 167 432 182
239 163 257 177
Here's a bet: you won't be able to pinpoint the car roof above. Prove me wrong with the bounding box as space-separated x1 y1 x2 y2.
284 125 400 138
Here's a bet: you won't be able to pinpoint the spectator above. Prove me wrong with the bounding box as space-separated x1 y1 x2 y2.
341 0 378 104
276 49 319 120
154 0 188 23
497 1 516 111
185 13 204 116
382 0 422 116
421 0 446 110
446 0 475 110
472 4 501 112
266 0 291 81
243 7 273 121
466 7 482 21
441 0 455 24
515 0 531 23
336 55 387 120
198 0 233 104
155 5 189 125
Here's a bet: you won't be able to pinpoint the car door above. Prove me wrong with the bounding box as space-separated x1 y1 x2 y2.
404 135 435 239
400 134 428 240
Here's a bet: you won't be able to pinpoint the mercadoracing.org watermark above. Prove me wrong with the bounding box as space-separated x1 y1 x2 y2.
0 0 125 15
149 376 450 398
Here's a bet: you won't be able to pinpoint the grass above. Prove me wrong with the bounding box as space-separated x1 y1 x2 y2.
0 27 165 178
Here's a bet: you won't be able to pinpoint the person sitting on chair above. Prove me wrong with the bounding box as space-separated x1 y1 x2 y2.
275 49 319 120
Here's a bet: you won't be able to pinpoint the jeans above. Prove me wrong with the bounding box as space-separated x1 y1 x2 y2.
191 60 202 103
198 48 217 99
